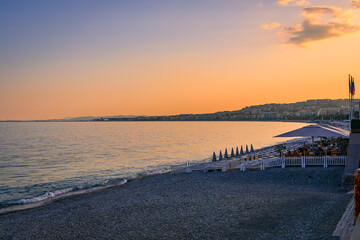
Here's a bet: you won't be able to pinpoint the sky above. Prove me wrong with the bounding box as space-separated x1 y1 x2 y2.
1 0 360 120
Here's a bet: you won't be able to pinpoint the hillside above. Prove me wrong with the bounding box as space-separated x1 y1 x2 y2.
95 99 358 122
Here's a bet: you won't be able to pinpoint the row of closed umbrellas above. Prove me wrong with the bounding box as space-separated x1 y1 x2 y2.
213 144 255 161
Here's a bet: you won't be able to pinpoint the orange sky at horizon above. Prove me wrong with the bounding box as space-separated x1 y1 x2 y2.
1 0 360 120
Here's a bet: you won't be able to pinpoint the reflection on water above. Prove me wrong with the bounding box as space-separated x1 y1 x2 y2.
0 121 308 206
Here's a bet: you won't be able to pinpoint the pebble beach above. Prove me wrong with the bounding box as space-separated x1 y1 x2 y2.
0 167 350 240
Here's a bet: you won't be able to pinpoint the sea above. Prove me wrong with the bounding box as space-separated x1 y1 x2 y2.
0 121 308 209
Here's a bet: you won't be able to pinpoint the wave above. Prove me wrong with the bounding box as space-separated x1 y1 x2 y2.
0 167 171 215
15 187 74 205
0 179 128 215
137 168 171 178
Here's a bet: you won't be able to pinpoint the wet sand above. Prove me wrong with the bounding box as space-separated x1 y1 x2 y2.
0 167 350 240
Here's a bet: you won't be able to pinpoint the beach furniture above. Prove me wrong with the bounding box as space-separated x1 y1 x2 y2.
246 145 249 154
204 160 226 172
231 148 235 157
236 147 239 156
219 151 223 161
230 160 241 170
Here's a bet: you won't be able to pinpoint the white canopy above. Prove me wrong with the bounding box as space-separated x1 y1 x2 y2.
274 124 349 138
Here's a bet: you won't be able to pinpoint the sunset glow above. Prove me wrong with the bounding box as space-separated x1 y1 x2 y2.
1 0 360 120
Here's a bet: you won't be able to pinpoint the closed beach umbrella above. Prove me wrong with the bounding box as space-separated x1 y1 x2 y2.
236 147 239 156
219 150 223 161
231 148 235 157
224 148 229 158
212 152 217 161
250 144 255 153
246 145 249 154
240 146 244 155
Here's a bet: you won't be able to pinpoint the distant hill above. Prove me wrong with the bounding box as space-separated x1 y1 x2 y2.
93 99 358 122
42 115 144 122
63 116 99 121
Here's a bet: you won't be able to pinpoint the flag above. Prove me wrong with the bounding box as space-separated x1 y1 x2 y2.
351 77 355 96
352 78 355 95
349 74 351 94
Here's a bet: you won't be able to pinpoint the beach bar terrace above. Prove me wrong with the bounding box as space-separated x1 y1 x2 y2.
171 124 349 175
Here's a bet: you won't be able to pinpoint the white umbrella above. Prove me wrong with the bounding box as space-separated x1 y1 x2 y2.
274 124 348 138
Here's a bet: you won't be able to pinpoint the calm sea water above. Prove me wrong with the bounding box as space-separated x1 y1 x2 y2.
0 121 308 208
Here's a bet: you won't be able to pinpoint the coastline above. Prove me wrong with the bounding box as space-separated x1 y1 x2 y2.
1 132 319 214
0 119 313 123
0 167 350 239
0 170 170 216
0 135 308 213
0 179 128 216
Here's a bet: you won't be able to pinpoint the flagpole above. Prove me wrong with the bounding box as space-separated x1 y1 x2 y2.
352 76 355 120
349 74 351 122
350 87 352 122
351 76 353 120
350 85 353 122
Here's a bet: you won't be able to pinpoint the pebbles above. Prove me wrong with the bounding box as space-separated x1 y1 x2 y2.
0 167 350 240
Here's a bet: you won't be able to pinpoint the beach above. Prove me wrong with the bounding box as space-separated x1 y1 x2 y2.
0 121 309 207
0 167 350 240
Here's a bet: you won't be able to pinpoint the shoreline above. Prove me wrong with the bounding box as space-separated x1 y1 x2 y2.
0 180 128 216
0 136 309 214
0 170 170 216
0 136 312 213
0 167 351 239
0 120 312 122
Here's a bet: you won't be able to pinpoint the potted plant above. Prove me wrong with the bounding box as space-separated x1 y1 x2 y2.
275 144 286 158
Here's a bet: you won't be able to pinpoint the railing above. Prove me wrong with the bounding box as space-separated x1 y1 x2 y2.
285 157 302 166
305 156 325 166
170 156 347 174
328 156 347 166
170 159 210 174
170 162 189 174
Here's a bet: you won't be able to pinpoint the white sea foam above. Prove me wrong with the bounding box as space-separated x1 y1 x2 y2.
143 168 171 176
16 188 74 204
15 179 128 205
0 179 128 215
